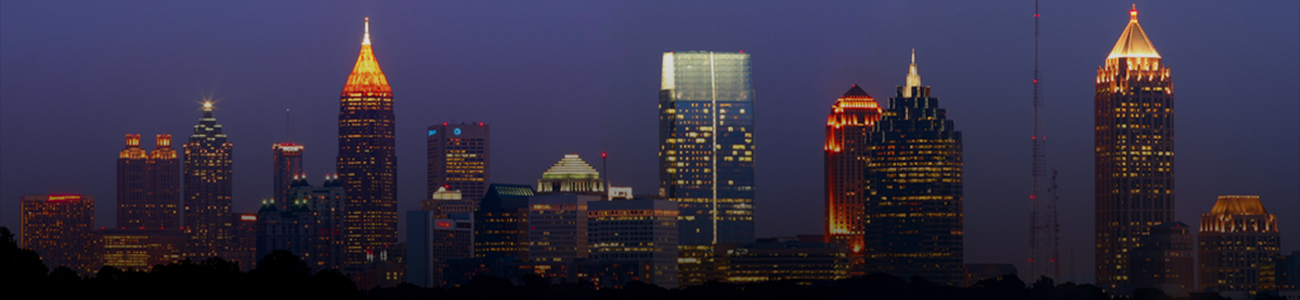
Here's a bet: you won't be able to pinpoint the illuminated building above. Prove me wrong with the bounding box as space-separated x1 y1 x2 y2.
1278 251 1300 292
428 122 490 202
337 18 397 268
1094 6 1174 292
528 193 598 262
423 187 475 218
863 51 964 285
587 198 679 289
1130 222 1194 297
474 184 534 261
257 174 346 270
1198 195 1280 295
100 228 184 271
407 211 473 288
20 194 97 274
823 85 881 253
536 154 604 195
184 101 233 259
659 51 755 286
271 142 303 209
715 237 850 285
228 213 258 271
118 134 180 229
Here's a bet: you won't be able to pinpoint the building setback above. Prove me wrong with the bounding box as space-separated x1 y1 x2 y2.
337 18 397 268
1094 6 1175 293
21 194 97 274
863 51 964 285
823 85 881 253
184 102 234 259
427 123 490 202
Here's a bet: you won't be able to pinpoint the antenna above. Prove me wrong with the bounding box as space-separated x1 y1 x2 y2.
285 108 291 142
601 152 608 197
1029 0 1061 281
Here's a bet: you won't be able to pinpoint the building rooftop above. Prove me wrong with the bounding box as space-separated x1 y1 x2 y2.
541 154 600 180
1209 195 1269 215
1107 5 1161 59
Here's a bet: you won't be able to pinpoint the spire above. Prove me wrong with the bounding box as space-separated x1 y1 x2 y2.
190 101 228 145
904 49 922 98
343 17 391 95
1107 5 1160 59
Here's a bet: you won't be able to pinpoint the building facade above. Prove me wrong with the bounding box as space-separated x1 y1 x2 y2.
1199 195 1281 294
272 142 303 208
536 154 604 195
21 194 97 274
407 211 473 288
823 85 881 253
427 123 490 201
337 18 397 268
100 228 184 271
1095 7 1175 292
118 134 180 230
474 184 534 261
184 102 234 259
588 198 680 289
1130 222 1194 296
529 194 598 263
715 238 851 284
863 52 964 285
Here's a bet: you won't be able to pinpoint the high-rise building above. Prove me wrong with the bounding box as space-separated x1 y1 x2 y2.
407 211 473 288
1198 195 1281 294
1130 222 1194 297
474 184 534 261
256 174 346 271
337 18 397 268
422 187 475 218
823 85 882 253
428 123 490 201
1094 6 1174 292
184 102 234 259
529 193 598 263
536 154 604 195
228 213 258 271
587 198 680 289
118 134 180 229
659 51 754 286
272 142 303 209
863 51 964 285
21 194 97 274
100 228 184 271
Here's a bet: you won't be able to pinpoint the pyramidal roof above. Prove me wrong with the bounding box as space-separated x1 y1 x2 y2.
343 18 392 95
841 85 871 98
1209 195 1269 216
541 154 600 180
1107 6 1161 59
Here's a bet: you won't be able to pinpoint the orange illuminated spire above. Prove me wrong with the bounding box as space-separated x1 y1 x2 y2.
1107 4 1160 59
343 17 392 95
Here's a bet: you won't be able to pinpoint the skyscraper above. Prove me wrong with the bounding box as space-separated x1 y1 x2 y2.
863 52 964 285
184 101 234 259
1198 195 1280 295
536 154 604 195
427 123 489 201
824 85 881 253
474 184 534 261
587 198 680 289
21 194 97 274
337 18 397 268
118 134 180 229
1094 6 1174 292
660 51 754 286
272 142 303 209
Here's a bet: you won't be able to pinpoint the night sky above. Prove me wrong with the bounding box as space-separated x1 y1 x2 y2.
2 1 1296 282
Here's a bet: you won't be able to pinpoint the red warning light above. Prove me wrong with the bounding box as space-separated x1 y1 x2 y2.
601 152 607 158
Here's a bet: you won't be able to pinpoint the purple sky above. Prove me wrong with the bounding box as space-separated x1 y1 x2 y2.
2 1 1297 282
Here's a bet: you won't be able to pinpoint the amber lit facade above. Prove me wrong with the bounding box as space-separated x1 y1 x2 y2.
184 102 234 259
1198 195 1280 294
536 154 604 195
428 123 489 201
272 142 303 209
118 134 180 229
337 18 397 268
474 184 534 261
863 53 964 285
823 85 881 252
21 194 97 274
101 228 184 271
1094 7 1174 292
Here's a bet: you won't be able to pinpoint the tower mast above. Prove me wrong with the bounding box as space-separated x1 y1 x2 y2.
1029 0 1060 281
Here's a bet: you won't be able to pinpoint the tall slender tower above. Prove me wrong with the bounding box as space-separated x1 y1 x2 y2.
150 134 180 229
272 142 303 210
864 52 964 285
659 51 755 286
824 85 881 253
1028 0 1060 281
184 101 234 259
1095 5 1174 292
337 18 397 268
118 134 150 228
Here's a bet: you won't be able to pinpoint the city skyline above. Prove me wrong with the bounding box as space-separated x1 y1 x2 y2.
2 1 1297 282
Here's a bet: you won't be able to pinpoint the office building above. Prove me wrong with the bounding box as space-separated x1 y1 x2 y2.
184 102 233 259
588 198 680 288
422 187 475 218
428 122 490 201
1095 6 1175 292
529 193 598 263
863 51 964 285
1199 195 1281 295
824 85 882 252
407 211 473 288
715 238 851 284
256 174 345 270
100 228 184 271
229 213 258 271
1130 222 1194 297
271 142 303 209
118 134 180 229
21 194 97 274
536 154 604 195
474 184 534 261
337 18 397 268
